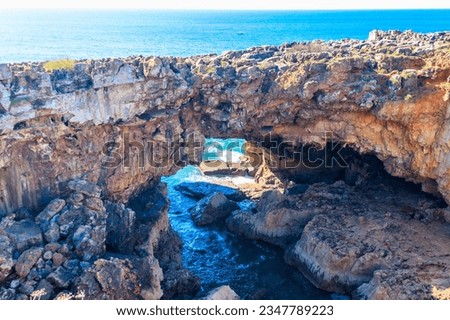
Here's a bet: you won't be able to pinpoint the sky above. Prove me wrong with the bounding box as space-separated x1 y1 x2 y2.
0 0 449 10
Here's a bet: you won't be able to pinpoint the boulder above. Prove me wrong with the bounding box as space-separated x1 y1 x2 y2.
227 190 314 247
15 247 43 278
74 258 161 300
67 180 101 198
5 220 43 252
47 267 77 289
175 182 246 201
42 221 60 243
72 225 106 261
190 192 239 226
0 231 14 283
204 285 240 300
35 199 66 224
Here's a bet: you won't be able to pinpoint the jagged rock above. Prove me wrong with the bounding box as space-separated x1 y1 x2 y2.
284 200 450 297
84 198 104 212
189 192 239 226
67 180 101 198
0 288 15 300
43 251 52 260
105 201 136 253
74 258 162 300
175 182 246 202
5 220 43 252
72 225 106 261
227 190 315 247
35 199 66 224
18 282 35 295
0 231 14 283
161 269 201 299
0 64 11 81
354 268 450 300
15 247 43 278
44 242 61 253
67 192 85 205
47 267 77 289
204 285 240 300
286 184 309 195
42 221 60 243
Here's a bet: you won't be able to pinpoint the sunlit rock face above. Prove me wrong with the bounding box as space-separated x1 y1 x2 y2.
0 30 450 300
0 30 450 216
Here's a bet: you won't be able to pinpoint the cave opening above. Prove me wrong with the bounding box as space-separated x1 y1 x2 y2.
135 137 447 299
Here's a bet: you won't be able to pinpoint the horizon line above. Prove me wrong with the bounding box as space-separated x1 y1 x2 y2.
1 7 450 11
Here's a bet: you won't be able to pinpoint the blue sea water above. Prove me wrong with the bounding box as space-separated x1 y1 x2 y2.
0 9 449 63
161 139 335 299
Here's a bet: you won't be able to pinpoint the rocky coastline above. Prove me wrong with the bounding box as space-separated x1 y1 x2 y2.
1 30 450 299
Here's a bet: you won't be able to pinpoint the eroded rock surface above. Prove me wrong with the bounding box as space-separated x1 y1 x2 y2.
0 179 194 300
190 192 240 226
1 30 450 300
1 31 450 216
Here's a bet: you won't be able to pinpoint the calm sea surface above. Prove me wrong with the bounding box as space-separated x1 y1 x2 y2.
0 9 449 63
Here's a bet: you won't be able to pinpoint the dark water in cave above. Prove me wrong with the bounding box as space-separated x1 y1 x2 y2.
161 139 336 300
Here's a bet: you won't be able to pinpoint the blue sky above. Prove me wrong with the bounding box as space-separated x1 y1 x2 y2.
1 0 449 10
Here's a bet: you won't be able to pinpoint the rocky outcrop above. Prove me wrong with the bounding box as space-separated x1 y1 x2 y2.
1 30 450 300
175 182 247 202
190 192 240 226
0 179 195 300
227 189 314 247
1 30 450 216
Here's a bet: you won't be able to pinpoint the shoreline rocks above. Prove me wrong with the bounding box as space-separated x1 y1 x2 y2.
0 179 197 300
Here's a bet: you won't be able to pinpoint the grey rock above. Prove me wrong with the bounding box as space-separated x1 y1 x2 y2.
72 225 105 261
67 192 84 205
47 267 76 289
15 247 43 278
35 199 66 224
0 64 12 81
0 288 16 300
0 231 14 283
190 192 239 226
18 281 35 295
84 197 104 212
5 220 43 252
42 221 60 243
175 181 246 201
68 180 101 198
43 251 52 260
10 279 21 289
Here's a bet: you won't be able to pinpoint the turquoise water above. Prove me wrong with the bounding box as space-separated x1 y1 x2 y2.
203 138 246 163
0 9 449 62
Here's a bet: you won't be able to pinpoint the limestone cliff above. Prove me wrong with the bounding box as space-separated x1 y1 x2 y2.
1 30 450 300
1 30 450 216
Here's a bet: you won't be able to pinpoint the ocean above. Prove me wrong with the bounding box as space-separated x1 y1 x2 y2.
0 9 449 63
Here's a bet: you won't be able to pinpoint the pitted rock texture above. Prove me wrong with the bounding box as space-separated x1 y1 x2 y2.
1 30 450 216
0 179 195 300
